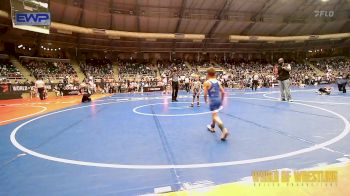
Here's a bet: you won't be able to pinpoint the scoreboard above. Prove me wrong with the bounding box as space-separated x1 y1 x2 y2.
10 0 51 34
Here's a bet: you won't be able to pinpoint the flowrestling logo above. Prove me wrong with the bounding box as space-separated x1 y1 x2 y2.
15 12 51 26
314 10 334 18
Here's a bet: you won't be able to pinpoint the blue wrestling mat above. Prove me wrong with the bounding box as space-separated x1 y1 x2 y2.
1 86 350 195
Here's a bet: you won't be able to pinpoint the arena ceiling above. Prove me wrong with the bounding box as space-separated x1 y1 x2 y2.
0 0 350 53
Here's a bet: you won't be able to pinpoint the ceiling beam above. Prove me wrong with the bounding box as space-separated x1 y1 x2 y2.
203 0 233 51
174 0 187 33
109 0 114 30
240 0 276 35
339 21 350 33
206 0 233 38
135 0 141 53
172 0 187 52
269 0 311 36
135 0 141 32
77 0 85 27
76 0 85 48
59 0 68 23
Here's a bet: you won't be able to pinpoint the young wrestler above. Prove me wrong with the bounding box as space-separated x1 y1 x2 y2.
190 75 202 107
29 85 36 99
203 67 229 141
317 87 331 95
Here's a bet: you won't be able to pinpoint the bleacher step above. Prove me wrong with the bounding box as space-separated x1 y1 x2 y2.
308 62 324 75
9 56 36 82
70 59 85 82
113 63 119 81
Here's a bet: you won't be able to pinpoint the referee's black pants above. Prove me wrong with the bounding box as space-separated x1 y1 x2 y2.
185 83 190 92
338 83 347 93
172 81 179 101
252 80 258 91
38 87 45 100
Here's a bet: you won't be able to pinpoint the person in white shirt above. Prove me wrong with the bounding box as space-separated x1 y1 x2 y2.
35 77 46 100
251 72 259 91
184 76 190 93
190 75 202 107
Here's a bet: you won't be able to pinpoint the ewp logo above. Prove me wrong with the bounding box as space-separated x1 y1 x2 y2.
15 12 51 26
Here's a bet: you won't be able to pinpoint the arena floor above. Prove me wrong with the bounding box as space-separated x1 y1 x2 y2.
1 86 350 195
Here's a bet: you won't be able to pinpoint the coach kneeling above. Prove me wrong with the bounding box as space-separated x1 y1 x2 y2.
80 82 92 103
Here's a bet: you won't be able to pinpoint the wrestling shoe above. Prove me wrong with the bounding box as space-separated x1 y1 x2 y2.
221 128 229 141
207 125 215 133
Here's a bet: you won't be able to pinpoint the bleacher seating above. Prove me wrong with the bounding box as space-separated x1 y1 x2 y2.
21 58 77 81
0 58 23 80
80 58 114 79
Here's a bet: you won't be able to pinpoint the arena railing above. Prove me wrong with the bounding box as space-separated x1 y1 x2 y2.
229 33 350 42
18 56 70 63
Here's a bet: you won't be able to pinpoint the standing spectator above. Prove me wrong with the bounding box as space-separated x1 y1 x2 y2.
35 76 46 100
251 71 259 91
276 58 292 102
184 76 190 93
58 81 64 96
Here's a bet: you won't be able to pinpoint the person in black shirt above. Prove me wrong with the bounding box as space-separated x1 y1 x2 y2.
276 58 292 101
171 67 179 102
80 81 92 103
337 74 348 93
57 81 64 96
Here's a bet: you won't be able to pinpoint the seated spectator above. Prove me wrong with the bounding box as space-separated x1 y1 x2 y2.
22 59 77 81
80 58 114 79
0 59 23 79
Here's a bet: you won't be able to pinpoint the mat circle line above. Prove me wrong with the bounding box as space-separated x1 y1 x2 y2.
133 102 223 116
9 97 350 169
0 105 47 124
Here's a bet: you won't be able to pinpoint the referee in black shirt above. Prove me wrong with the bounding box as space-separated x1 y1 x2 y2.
171 67 179 102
